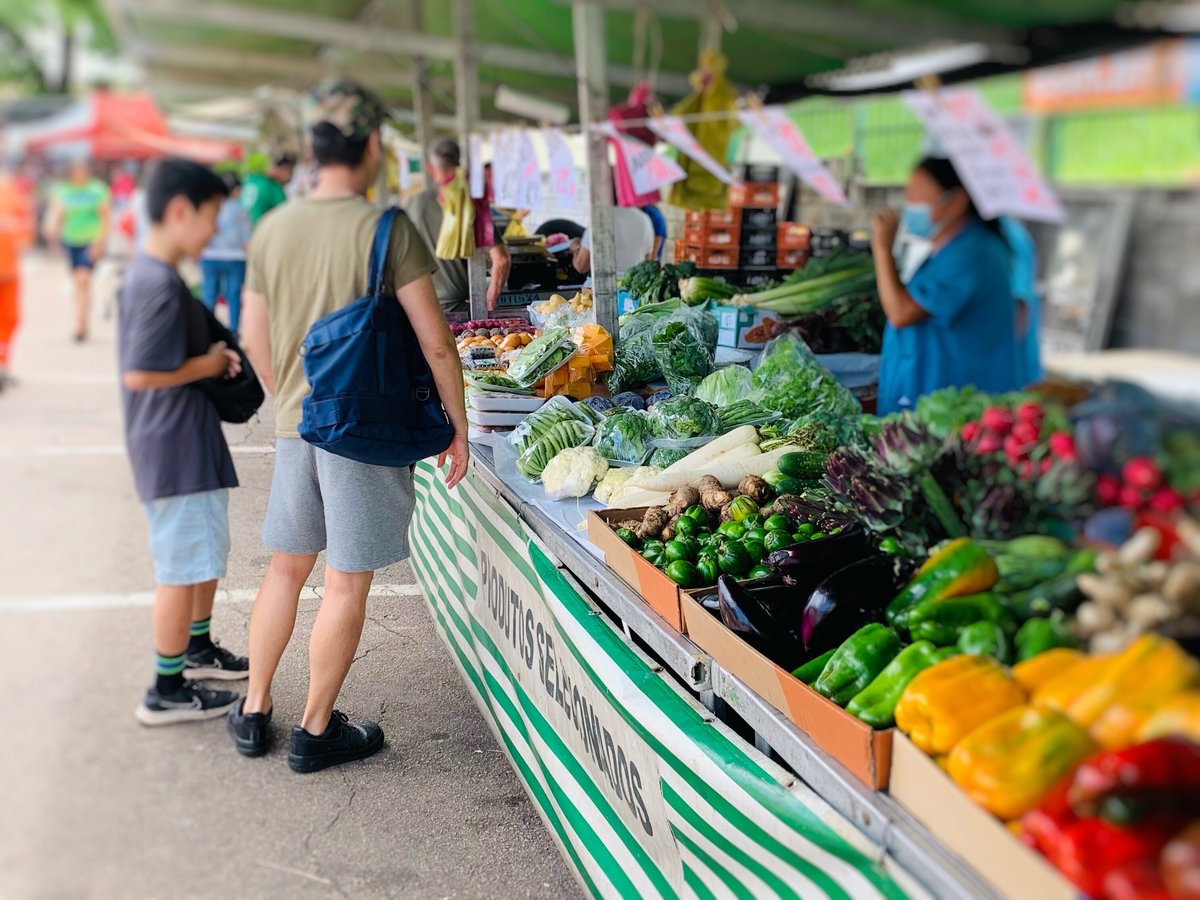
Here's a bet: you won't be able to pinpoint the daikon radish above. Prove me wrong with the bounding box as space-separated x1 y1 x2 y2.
655 425 757 472
697 446 793 490
609 486 672 508
633 442 759 492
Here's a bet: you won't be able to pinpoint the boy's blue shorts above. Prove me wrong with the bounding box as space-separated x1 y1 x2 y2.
143 489 230 586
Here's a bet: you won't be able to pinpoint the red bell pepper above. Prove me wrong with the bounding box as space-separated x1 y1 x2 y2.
1049 814 1187 898
1069 738 1200 817
1103 858 1172 900
1021 776 1077 857
1162 821 1200 900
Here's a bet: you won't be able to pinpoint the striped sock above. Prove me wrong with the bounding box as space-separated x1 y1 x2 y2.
188 616 213 652
155 651 186 694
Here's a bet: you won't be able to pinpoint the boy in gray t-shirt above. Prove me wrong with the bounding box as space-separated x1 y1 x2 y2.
119 158 248 726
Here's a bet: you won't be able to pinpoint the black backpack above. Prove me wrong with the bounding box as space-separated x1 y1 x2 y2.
194 303 265 424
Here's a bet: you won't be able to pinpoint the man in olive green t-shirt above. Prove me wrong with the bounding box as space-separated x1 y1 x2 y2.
235 79 469 773
241 153 295 227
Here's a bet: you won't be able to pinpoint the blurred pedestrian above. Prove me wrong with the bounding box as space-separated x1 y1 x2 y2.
241 152 295 227
43 159 111 342
232 79 467 771
0 168 33 390
119 158 248 726
1000 215 1044 388
200 171 252 334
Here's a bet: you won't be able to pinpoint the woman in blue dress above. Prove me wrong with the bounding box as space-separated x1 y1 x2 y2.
870 156 1018 414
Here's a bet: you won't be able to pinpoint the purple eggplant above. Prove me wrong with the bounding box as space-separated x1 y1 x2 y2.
765 525 871 600
717 575 805 668
800 556 917 657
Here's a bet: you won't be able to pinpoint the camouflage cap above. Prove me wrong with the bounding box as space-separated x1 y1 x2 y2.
304 78 391 141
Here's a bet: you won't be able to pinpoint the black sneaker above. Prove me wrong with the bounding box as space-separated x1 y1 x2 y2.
134 683 239 726
227 698 273 757
288 710 384 774
184 641 249 681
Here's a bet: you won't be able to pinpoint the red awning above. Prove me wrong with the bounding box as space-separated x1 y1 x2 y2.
27 90 241 163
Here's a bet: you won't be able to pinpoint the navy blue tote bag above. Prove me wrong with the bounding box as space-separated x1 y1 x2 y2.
298 207 454 467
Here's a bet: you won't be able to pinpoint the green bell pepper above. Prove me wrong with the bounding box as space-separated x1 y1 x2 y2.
846 641 952 729
907 592 1013 646
791 649 836 685
1015 615 1079 662
813 624 902 706
956 620 1011 663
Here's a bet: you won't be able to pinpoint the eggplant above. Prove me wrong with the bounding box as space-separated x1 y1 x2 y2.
765 525 871 600
717 575 805 668
801 556 917 657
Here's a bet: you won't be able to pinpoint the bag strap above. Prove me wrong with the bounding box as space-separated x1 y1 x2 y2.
368 206 400 297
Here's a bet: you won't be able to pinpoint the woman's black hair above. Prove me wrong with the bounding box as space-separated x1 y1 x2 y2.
915 155 1005 240
310 122 369 168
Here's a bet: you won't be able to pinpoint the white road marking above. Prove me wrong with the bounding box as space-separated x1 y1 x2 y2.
0 583 424 613
0 445 277 457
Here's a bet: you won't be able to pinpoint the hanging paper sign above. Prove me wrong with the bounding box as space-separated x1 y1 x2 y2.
397 143 411 190
737 106 848 206
904 87 1064 223
468 132 485 199
647 115 736 185
542 127 579 208
516 130 542 209
598 123 686 196
492 129 522 207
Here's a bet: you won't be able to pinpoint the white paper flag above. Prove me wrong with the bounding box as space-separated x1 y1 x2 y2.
541 127 579 209
468 132 484 199
903 88 1064 223
397 143 411 190
598 123 686 196
737 106 849 206
516 130 542 209
647 115 736 185
491 129 522 207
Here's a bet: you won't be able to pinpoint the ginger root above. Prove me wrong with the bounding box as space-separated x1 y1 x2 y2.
698 474 734 511
737 475 771 503
633 507 670 541
667 486 700 518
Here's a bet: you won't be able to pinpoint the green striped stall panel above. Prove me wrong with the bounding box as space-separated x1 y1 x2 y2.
409 461 916 899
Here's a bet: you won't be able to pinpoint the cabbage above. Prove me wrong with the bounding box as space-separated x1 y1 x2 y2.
695 366 754 407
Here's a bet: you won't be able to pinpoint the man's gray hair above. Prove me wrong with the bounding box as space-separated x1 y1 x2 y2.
429 138 461 170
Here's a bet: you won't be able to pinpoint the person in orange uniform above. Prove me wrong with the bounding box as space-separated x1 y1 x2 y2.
0 169 33 391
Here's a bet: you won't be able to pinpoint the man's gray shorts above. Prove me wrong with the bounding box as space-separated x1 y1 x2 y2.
262 438 416 573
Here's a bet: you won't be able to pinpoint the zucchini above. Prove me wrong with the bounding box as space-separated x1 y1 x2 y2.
778 451 827 481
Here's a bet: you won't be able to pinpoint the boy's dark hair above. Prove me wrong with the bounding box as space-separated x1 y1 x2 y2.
219 170 241 192
145 158 228 223
311 122 369 168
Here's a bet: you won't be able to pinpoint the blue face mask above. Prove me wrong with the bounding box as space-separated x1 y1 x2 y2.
901 203 935 239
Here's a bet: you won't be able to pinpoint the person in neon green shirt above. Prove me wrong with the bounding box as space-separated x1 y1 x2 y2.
241 153 295 227
44 160 111 343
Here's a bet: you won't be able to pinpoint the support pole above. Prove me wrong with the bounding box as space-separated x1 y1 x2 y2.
407 0 434 189
454 0 489 321
572 0 618 340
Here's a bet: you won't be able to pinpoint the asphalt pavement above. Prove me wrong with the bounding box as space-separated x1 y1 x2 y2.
0 252 580 899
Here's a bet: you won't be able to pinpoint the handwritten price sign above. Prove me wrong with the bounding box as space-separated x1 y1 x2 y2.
541 128 579 208
598 123 686 196
647 115 735 185
904 88 1064 223
737 107 848 206
516 130 542 209
491 129 523 207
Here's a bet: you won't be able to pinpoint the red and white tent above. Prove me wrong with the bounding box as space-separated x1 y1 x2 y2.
14 89 241 164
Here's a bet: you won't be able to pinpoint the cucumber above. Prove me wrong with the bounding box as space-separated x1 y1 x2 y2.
778 451 828 481
775 476 818 495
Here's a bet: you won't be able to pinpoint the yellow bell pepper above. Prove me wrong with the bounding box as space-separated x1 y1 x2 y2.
947 705 1096 820
1138 692 1200 743
1034 635 1199 739
895 655 1027 756
1012 648 1085 694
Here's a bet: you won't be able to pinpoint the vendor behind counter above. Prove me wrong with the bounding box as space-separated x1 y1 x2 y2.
871 156 1019 415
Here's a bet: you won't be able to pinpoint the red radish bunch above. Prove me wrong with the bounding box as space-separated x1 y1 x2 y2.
961 402 1068 470
1096 456 1186 514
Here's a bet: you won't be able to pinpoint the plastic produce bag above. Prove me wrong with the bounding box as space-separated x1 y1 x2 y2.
435 169 475 259
610 314 661 394
695 365 755 407
672 303 718 351
507 327 577 387
510 395 595 455
752 333 861 419
651 318 713 396
592 409 653 465
516 419 595 480
647 395 721 441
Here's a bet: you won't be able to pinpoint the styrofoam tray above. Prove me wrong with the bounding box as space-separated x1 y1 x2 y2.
466 389 547 413
467 408 527 427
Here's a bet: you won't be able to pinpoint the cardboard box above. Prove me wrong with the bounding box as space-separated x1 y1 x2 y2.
587 508 686 631
711 303 778 350
680 592 892 789
889 734 1075 899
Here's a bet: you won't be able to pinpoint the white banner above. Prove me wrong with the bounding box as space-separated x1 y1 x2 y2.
598 123 687 196
468 132 485 199
542 127 579 209
903 88 1065 223
737 106 849 206
647 115 736 185
491 129 521 207
516 130 542 209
